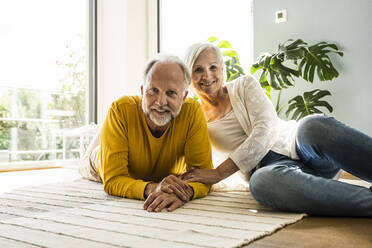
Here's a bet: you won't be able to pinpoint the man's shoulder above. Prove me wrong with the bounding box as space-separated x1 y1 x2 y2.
179 97 202 116
182 97 201 109
177 97 203 123
111 96 141 110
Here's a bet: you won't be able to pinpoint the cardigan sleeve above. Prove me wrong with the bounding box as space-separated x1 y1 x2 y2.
229 76 279 174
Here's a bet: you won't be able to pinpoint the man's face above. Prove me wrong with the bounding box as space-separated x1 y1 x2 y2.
141 62 188 128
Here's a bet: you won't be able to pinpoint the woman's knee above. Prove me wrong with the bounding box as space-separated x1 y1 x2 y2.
297 114 332 145
249 165 283 201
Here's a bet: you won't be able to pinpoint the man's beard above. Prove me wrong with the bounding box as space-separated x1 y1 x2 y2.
142 99 181 127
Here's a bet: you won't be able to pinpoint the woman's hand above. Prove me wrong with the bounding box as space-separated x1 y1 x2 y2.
182 168 222 185
182 158 240 185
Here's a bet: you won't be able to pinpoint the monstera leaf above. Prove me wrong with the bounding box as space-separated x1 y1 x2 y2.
250 39 307 90
250 39 343 90
299 42 343 82
285 89 333 120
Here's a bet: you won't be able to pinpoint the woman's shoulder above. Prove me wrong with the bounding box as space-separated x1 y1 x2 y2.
226 75 258 88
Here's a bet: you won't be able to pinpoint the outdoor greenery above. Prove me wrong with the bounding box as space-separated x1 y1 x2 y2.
0 42 87 162
208 37 343 120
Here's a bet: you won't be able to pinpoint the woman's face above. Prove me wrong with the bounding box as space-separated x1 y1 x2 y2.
191 49 224 96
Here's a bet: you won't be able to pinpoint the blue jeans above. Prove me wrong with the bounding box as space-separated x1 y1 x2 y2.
249 115 372 216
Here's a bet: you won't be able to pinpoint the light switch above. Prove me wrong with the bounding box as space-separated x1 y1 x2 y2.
275 9 287 23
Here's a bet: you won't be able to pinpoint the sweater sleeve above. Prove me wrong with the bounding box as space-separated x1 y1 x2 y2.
99 103 150 200
184 102 213 199
229 76 279 174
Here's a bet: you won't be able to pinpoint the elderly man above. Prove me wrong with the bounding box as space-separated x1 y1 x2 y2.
79 55 212 212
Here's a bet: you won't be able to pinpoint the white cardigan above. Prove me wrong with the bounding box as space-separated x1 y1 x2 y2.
226 75 299 174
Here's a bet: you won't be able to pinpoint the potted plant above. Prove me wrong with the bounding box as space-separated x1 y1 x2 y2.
208 37 343 120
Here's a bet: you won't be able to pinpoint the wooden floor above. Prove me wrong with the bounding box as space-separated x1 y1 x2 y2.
0 168 371 248
247 173 372 248
247 216 372 248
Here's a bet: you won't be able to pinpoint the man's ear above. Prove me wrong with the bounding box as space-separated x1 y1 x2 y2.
183 90 189 101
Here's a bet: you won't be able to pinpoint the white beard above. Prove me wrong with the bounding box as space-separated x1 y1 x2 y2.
142 98 181 127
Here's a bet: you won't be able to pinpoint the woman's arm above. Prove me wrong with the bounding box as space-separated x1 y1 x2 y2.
182 158 239 185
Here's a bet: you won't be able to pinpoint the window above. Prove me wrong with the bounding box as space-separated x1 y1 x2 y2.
159 0 253 70
0 0 96 168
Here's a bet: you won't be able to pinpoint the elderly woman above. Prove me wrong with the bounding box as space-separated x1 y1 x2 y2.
182 43 372 216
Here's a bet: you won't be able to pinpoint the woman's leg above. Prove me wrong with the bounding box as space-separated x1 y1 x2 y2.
249 161 372 216
296 114 372 181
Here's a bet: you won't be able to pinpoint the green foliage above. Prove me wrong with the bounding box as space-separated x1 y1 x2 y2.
251 39 343 90
208 37 246 82
0 38 87 161
285 89 333 120
56 46 87 128
207 37 343 120
250 38 343 120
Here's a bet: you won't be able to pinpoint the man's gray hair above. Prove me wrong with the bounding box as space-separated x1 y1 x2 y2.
184 43 224 77
143 54 191 91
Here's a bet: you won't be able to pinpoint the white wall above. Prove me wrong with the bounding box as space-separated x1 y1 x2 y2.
97 0 157 124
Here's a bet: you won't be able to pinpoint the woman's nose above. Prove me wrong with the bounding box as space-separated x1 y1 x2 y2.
202 70 212 81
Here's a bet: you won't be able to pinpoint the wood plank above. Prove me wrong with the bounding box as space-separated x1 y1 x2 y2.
245 217 372 248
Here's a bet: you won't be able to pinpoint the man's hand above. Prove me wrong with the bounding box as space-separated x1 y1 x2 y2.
143 191 184 212
156 175 193 202
182 168 223 185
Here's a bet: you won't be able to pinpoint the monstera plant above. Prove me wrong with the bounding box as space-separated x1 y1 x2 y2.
208 37 343 121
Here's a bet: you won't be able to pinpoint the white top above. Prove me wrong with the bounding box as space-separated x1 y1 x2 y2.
208 110 247 153
211 75 299 175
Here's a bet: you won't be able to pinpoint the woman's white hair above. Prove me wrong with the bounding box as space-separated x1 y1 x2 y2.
184 43 225 79
143 54 191 91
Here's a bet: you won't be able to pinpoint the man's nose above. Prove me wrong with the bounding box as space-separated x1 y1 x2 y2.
155 93 167 106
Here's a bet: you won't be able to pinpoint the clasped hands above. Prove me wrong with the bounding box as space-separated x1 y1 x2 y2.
143 174 193 212
143 168 222 213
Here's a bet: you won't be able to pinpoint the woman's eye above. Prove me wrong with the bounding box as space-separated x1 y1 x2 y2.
210 65 217 70
194 67 203 73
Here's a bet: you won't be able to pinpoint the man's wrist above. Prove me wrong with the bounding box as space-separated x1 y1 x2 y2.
186 183 194 201
144 183 157 198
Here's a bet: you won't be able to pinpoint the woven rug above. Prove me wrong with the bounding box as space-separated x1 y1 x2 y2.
0 178 310 248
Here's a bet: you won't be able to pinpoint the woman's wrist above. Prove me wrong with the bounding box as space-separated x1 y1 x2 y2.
216 158 240 181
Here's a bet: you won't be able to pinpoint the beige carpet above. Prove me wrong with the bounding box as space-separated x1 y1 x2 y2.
0 178 309 248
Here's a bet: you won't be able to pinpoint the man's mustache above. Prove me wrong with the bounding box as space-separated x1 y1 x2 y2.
150 105 172 113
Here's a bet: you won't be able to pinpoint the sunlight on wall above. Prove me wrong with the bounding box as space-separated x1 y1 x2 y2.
160 0 253 72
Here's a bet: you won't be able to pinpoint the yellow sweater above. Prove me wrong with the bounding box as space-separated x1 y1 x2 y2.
97 96 213 200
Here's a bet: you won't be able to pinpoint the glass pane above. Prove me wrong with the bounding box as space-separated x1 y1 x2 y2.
160 0 253 70
0 0 90 164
